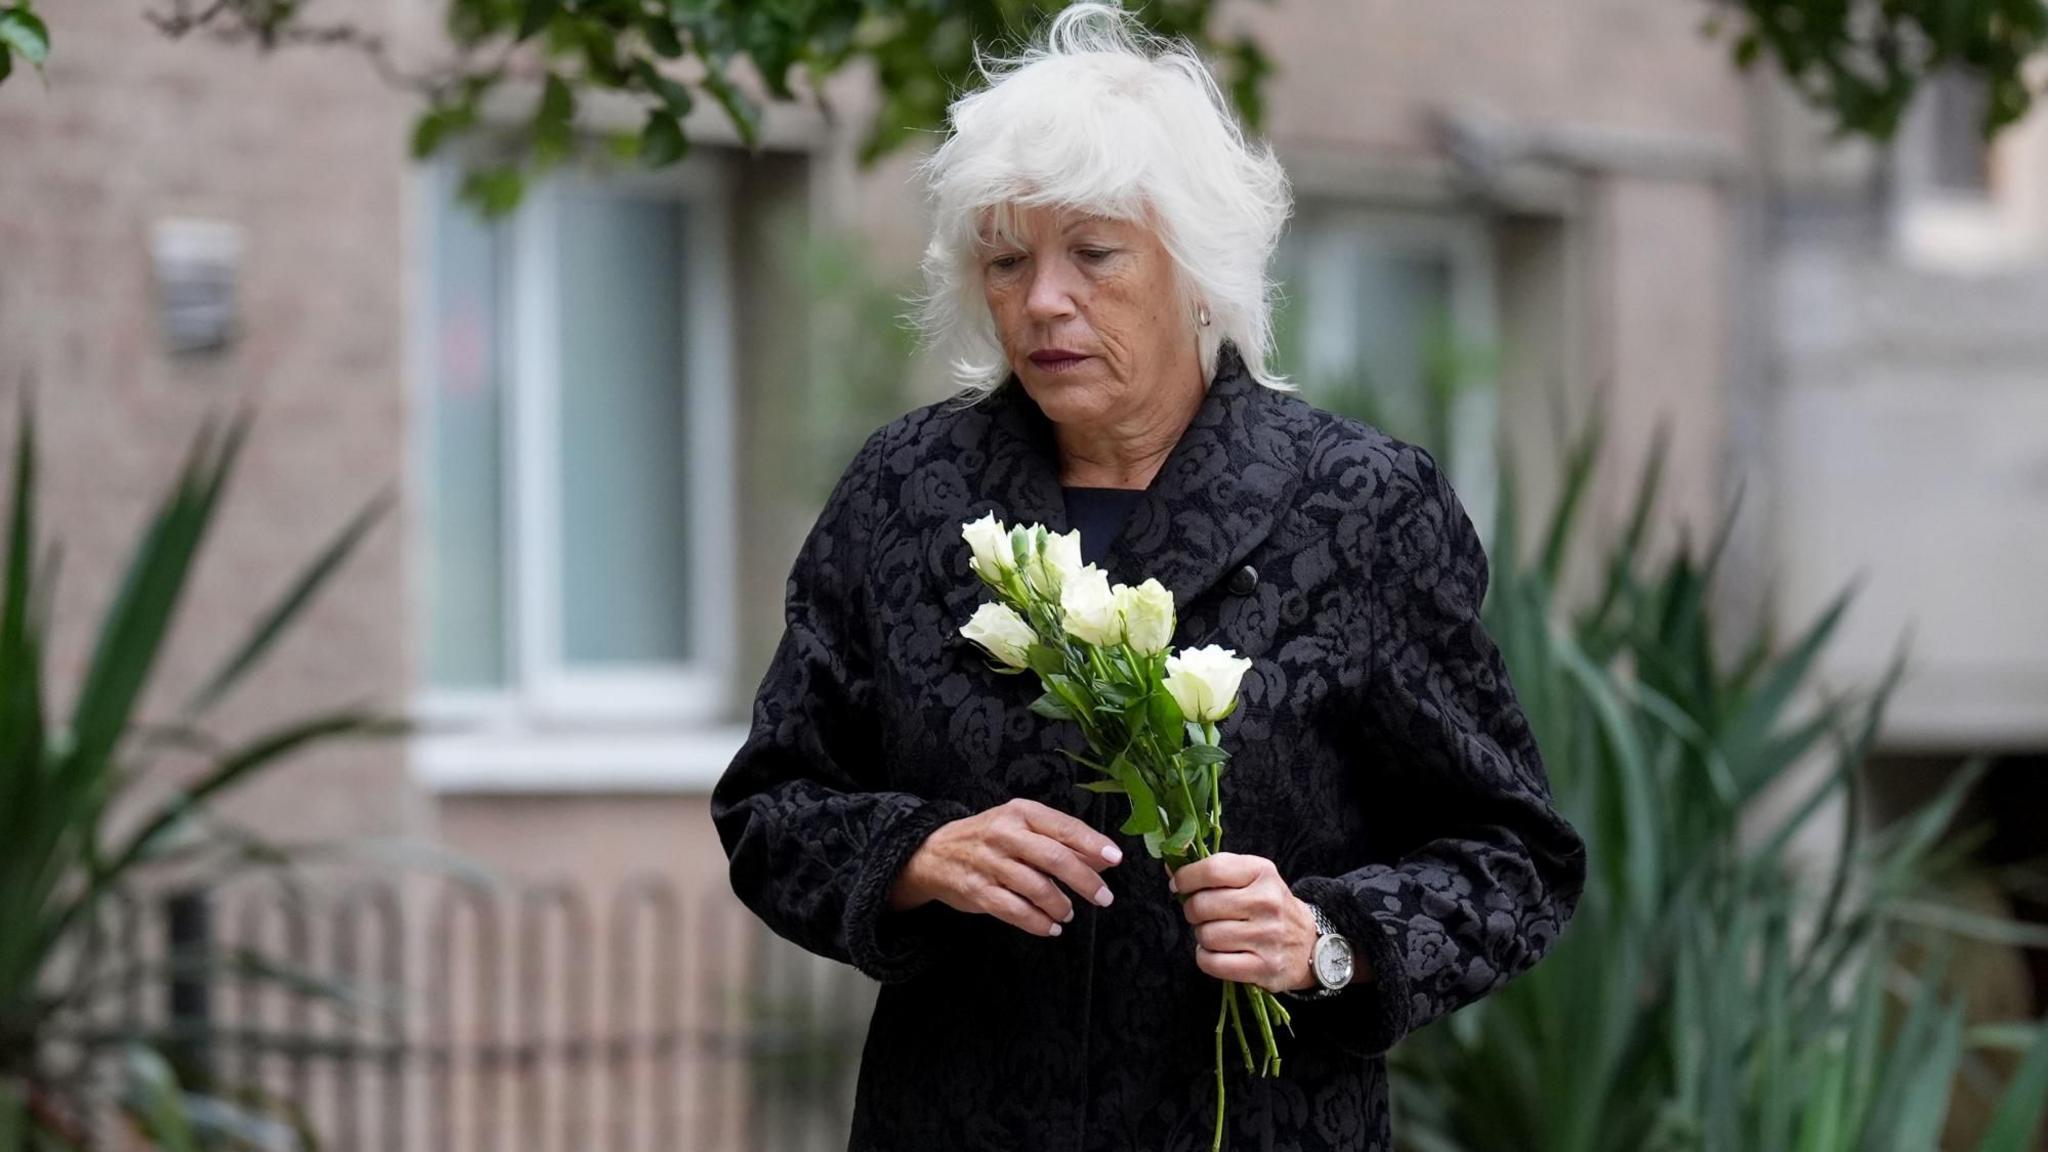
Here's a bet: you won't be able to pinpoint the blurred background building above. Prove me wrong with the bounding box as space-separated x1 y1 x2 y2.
1 1 2042 1147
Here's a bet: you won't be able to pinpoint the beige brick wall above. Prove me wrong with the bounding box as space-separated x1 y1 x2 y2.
0 0 421 842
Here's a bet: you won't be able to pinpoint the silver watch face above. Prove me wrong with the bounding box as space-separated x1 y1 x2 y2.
1314 935 1354 987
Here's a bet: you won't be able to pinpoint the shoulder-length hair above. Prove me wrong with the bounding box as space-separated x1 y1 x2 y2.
907 1 1298 406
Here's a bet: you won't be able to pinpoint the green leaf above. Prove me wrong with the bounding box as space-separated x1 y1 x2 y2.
633 57 694 118
0 8 49 66
1028 691 1072 722
1179 743 1227 768
457 165 524 219
697 54 761 148
1112 755 1163 837
516 0 555 42
638 108 687 167
124 1046 199 1152
1975 1017 2048 1152
68 409 250 781
183 486 392 716
99 709 411 892
643 17 684 59
1147 687 1184 745
1076 779 1127 795
1026 642 1065 679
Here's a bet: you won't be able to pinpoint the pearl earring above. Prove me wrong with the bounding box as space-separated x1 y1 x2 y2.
1198 305 1212 327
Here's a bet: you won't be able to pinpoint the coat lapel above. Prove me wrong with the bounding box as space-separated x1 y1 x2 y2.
915 339 1312 644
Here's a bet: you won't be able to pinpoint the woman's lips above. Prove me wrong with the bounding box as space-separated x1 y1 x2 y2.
1029 352 1092 373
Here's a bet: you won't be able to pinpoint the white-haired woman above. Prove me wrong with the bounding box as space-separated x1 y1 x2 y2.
711 6 1585 1150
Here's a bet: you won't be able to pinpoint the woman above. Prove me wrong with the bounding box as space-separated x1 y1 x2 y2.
709 5 1586 1149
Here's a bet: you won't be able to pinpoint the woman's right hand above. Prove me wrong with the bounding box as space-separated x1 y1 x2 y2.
887 798 1124 937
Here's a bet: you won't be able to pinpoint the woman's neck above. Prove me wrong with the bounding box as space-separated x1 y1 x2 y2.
1052 365 1205 489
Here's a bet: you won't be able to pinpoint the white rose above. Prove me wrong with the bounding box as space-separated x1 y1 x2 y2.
960 601 1037 669
1114 579 1175 655
1059 564 1122 647
1163 644 1254 722
1037 528 1084 594
962 513 1012 585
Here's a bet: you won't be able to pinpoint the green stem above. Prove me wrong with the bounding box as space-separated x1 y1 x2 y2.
1249 986 1281 1077
1226 981 1255 1072
1213 981 1228 1152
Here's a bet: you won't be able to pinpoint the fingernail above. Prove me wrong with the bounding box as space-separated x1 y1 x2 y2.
1094 888 1113 907
1049 923 1062 936
1102 845 1123 864
1168 875 1177 892
1063 909 1074 923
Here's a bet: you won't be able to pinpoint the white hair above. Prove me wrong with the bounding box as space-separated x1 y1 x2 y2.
906 1 1297 406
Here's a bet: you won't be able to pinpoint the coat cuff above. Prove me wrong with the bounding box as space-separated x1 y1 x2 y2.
845 796 976 985
1284 872 1413 1059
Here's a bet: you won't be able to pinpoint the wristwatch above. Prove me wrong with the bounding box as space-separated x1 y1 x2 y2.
1282 901 1354 1000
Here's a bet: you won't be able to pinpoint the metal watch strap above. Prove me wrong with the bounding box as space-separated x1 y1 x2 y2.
1283 902 1344 1000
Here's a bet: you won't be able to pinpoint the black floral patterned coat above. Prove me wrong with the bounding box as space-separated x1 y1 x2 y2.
710 339 1587 1151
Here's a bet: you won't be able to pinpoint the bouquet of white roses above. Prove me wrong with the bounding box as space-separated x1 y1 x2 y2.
957 512 1292 1152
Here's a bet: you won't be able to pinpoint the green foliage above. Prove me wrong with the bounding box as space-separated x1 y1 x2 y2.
0 394 410 1148
1384 411 2048 1152
0 3 48 88
415 0 1269 220
1700 0 2048 143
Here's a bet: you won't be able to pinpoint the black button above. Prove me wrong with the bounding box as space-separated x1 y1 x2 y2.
1228 564 1259 596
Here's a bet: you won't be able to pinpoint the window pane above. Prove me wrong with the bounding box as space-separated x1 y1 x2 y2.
555 188 694 666
1930 67 1992 194
1276 222 1456 447
428 168 510 689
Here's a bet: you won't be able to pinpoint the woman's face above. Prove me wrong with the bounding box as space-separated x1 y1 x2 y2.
977 202 1194 427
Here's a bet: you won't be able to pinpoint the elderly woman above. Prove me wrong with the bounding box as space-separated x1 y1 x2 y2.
709 5 1585 1150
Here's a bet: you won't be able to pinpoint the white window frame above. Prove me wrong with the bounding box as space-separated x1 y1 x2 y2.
403 148 748 793
1890 65 2041 272
1282 204 1501 548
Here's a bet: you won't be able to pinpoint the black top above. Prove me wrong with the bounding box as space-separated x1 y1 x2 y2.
1061 485 1146 568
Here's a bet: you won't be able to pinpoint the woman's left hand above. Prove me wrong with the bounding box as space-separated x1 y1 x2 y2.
1166 853 1320 994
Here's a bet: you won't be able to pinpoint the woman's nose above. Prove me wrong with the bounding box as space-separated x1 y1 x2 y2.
1024 261 1079 321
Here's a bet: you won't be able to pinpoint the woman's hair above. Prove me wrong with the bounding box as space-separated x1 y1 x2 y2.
907 1 1297 406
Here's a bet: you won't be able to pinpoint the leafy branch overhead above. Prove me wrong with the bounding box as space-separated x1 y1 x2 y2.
1699 0 2048 142
5 0 2045 220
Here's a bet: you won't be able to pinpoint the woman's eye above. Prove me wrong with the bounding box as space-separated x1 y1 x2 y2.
990 255 1023 271
1078 248 1114 261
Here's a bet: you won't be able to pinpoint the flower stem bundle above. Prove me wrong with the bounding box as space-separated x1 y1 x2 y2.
957 514 1293 1152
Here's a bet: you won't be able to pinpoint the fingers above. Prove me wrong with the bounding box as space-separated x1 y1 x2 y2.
1177 885 1257 925
994 858 1080 928
1016 835 1115 910
1193 944 1264 984
979 875 1064 937
1016 798 1124 866
1170 852 1268 895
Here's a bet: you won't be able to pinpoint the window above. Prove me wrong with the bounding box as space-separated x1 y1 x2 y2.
1890 64 2033 270
407 152 746 791
1927 67 1993 196
1271 204 1501 544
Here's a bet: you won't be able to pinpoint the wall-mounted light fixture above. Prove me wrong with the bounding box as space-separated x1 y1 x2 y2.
150 217 244 354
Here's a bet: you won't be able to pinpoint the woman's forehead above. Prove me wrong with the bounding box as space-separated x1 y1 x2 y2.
975 201 1142 243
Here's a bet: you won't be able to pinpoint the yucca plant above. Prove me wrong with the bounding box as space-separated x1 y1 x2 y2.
0 391 409 1150
1386 410 2048 1152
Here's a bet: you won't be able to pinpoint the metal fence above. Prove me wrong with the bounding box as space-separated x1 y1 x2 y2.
45 874 874 1152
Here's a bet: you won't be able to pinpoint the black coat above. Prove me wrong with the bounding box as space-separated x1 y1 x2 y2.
710 340 1587 1151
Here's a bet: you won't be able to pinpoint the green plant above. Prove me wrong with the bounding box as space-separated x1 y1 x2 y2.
1385 412 2048 1151
0 393 409 1149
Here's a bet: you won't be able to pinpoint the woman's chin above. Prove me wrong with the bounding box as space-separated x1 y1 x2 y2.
1022 365 1109 414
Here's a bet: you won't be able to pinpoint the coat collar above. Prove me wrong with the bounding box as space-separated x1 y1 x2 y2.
916 339 1314 637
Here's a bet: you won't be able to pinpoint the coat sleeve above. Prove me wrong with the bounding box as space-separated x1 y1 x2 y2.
1285 444 1587 1059
710 429 976 986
